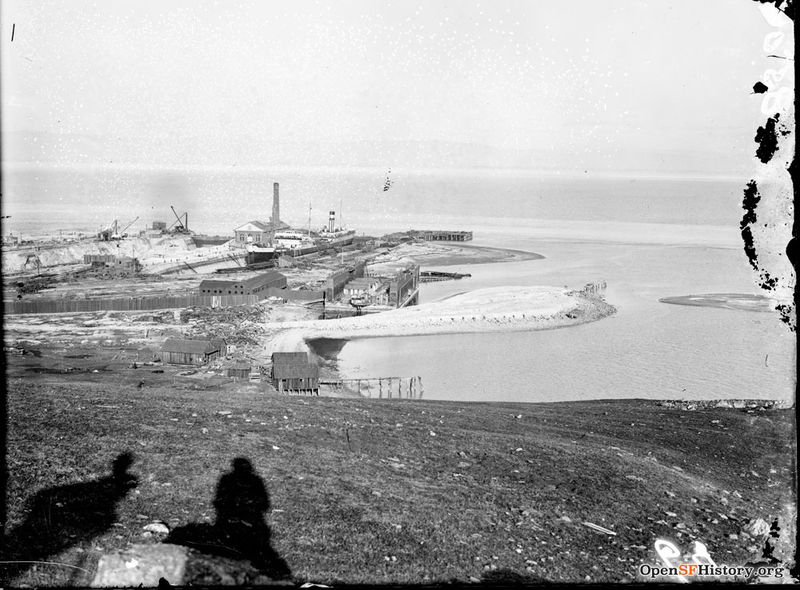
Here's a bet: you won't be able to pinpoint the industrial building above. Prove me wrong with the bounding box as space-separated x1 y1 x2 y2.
84 254 117 266
234 220 271 244
270 352 319 394
83 254 141 275
325 260 366 301
161 338 225 365
388 264 420 306
342 277 382 298
233 182 289 244
199 271 287 295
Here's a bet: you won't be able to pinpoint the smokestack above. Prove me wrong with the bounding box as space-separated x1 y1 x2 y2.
329 210 335 233
272 183 280 227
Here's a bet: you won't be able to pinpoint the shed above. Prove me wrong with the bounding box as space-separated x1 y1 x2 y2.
226 361 252 379
270 352 319 394
161 338 222 365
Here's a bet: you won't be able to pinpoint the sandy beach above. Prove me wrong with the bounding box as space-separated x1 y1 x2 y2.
266 284 615 353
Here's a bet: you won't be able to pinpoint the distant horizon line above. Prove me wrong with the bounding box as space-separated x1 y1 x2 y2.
0 160 747 182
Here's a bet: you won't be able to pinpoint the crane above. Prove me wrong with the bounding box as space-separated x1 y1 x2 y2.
111 216 139 240
169 206 190 234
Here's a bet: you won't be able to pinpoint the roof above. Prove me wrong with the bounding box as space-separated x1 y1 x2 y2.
346 278 380 287
228 360 252 370
199 272 285 291
162 338 220 354
235 221 270 232
272 363 319 379
243 271 286 289
272 352 309 365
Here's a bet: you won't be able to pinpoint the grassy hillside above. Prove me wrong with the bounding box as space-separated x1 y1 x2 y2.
4 378 796 585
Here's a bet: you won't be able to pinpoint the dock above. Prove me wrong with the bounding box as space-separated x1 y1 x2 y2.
419 230 473 242
319 376 423 399
420 270 472 283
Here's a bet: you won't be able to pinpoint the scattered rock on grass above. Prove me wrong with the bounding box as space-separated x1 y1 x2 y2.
144 522 170 535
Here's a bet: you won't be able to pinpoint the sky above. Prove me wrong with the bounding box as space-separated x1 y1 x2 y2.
0 0 792 175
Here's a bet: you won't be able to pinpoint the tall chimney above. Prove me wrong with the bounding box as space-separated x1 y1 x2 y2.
272 182 280 226
329 210 335 233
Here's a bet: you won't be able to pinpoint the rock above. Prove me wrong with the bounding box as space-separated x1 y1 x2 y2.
664 511 678 518
91 544 187 587
559 515 572 523
144 522 171 535
92 543 292 587
745 517 771 537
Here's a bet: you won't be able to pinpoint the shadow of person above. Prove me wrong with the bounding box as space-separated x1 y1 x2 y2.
1 451 139 584
166 457 291 581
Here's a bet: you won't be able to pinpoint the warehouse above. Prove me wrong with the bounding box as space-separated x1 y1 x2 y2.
199 271 287 296
161 338 224 365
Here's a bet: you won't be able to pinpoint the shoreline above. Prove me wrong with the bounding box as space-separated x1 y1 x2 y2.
266 286 617 388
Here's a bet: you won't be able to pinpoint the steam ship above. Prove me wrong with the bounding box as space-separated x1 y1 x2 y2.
316 210 355 249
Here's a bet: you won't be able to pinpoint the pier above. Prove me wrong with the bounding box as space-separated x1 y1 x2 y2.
420 270 472 283
419 230 473 242
319 376 423 399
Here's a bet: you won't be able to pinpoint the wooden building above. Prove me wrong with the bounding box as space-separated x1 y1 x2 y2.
270 352 319 394
226 361 252 379
199 271 287 296
161 338 223 365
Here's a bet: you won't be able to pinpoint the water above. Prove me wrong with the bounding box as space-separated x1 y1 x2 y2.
2 164 794 402
2 165 744 237
334 232 795 403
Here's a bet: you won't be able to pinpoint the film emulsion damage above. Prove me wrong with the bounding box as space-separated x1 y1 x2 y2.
741 0 796 329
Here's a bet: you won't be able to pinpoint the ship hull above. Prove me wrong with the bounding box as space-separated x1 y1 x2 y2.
317 230 356 250
245 245 281 266
191 235 230 247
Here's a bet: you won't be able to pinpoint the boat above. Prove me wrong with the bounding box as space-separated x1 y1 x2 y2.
273 230 319 257
316 227 356 249
192 234 231 247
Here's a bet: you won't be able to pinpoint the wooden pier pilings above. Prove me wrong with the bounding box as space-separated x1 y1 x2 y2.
319 376 423 399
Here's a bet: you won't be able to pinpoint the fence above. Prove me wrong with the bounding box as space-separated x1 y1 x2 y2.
4 289 322 315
